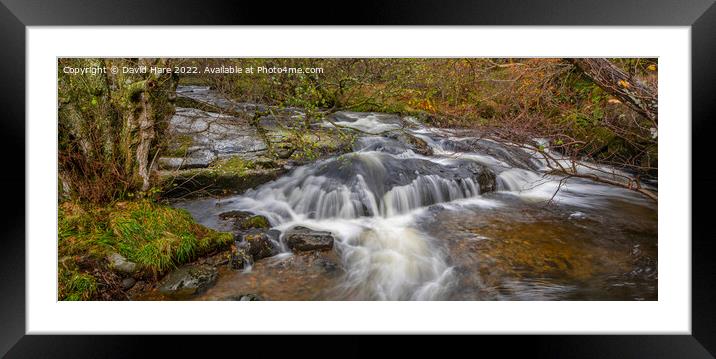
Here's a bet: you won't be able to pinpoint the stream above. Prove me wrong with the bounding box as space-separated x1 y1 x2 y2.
170 88 657 301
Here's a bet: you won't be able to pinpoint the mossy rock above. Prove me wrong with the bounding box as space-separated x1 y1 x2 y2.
159 156 287 198
273 129 354 162
391 132 433 156
218 211 271 231
241 215 270 230
160 167 286 198
243 232 277 260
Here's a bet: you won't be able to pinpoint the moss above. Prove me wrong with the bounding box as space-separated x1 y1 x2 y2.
284 130 353 162
160 166 284 198
57 200 233 300
164 134 194 157
159 155 288 198
212 156 255 175
241 215 270 230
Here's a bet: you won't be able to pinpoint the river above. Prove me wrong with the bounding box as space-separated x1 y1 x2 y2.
171 89 657 301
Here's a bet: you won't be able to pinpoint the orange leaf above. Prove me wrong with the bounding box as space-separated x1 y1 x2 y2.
618 79 631 88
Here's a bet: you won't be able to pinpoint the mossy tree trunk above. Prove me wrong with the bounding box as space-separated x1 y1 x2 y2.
58 58 177 203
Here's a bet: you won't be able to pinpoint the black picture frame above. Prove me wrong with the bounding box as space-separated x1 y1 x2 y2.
2 0 714 357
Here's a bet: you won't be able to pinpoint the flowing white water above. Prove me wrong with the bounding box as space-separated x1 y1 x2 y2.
176 110 654 300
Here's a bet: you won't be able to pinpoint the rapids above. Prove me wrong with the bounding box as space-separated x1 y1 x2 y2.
174 106 657 301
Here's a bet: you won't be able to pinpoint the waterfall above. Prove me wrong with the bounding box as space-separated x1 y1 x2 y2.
174 108 654 300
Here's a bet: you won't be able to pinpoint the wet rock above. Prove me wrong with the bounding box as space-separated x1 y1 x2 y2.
313 258 339 273
392 133 433 156
107 252 137 274
121 277 136 290
477 168 497 193
219 210 253 221
285 226 335 252
267 228 282 242
241 215 270 230
229 242 252 270
242 231 277 260
405 135 433 156
470 138 543 171
219 211 270 230
158 264 218 298
159 166 285 198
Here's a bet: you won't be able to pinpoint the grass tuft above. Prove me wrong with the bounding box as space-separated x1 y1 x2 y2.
57 200 233 300
58 268 97 301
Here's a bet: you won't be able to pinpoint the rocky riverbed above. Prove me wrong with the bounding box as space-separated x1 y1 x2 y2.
132 86 657 301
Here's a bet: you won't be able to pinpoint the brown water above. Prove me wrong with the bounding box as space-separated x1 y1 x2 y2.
174 192 656 301
197 251 344 300
422 195 657 300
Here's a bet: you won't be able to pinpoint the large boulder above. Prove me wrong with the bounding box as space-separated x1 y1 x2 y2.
158 264 218 298
284 226 335 252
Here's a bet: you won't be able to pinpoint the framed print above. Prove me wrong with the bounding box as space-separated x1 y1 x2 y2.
2 0 716 357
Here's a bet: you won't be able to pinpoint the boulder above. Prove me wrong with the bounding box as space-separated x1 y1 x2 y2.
242 231 277 260
241 215 270 230
160 166 286 198
158 264 218 298
285 226 335 252
219 210 253 221
219 211 270 231
157 149 216 170
392 133 433 156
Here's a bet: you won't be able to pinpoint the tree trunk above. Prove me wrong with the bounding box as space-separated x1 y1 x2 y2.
568 58 657 123
58 58 177 202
